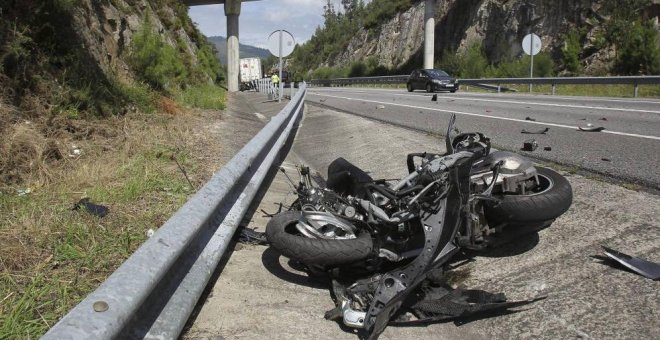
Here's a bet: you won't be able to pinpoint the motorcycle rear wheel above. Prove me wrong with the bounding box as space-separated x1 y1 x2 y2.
485 167 572 224
266 211 373 266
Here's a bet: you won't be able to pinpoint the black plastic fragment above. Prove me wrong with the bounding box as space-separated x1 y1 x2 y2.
431 94 438 101
525 116 536 121
72 198 109 217
522 139 538 151
238 227 269 245
543 146 552 151
391 281 547 326
521 127 549 134
601 246 660 280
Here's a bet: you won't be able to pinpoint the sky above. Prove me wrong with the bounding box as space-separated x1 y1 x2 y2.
188 0 345 49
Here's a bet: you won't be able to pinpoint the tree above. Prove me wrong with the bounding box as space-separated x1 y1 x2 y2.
561 28 582 75
614 19 660 75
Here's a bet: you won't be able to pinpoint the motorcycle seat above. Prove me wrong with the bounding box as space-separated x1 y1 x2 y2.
326 157 373 199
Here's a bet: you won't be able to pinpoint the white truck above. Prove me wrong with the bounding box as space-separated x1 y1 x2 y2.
239 57 262 82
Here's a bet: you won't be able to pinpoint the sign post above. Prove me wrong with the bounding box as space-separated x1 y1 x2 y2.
522 33 541 93
267 30 295 103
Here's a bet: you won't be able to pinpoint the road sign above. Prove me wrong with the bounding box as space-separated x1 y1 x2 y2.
522 33 542 56
267 30 295 58
267 30 296 103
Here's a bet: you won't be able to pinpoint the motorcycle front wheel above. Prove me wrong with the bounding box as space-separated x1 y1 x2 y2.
265 211 374 266
484 167 573 224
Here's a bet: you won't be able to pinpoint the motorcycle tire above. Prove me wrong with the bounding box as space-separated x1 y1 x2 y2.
266 211 373 266
485 167 572 224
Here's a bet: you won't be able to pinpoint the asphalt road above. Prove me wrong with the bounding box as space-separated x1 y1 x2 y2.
306 87 660 189
186 96 660 340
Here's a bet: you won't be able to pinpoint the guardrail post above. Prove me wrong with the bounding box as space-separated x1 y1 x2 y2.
552 83 556 96
290 82 294 99
634 82 639 98
497 84 501 94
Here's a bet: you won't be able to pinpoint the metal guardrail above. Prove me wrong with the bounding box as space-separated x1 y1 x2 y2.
43 83 307 339
309 75 660 97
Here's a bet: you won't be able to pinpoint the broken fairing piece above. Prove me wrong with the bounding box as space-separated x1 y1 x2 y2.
389 282 547 326
602 246 660 280
578 126 605 132
72 198 109 217
521 127 549 134
431 94 438 101
525 117 536 121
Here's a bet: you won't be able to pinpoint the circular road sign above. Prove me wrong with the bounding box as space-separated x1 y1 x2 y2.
522 33 542 56
267 30 295 58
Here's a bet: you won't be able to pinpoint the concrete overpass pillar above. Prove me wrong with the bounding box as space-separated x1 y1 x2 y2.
225 0 241 92
424 0 436 69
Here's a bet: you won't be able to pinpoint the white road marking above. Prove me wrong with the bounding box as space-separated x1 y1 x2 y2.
319 87 660 105
311 88 660 114
308 92 660 141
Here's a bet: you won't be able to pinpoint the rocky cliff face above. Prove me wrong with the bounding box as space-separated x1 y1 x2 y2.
0 0 211 116
335 0 620 73
71 0 202 82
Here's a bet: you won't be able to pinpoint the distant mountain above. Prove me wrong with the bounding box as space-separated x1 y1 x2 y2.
207 36 271 64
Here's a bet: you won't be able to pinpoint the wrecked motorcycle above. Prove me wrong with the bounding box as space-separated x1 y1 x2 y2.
266 114 572 339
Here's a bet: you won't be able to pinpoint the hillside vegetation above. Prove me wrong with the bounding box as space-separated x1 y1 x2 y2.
288 0 660 80
0 1 227 337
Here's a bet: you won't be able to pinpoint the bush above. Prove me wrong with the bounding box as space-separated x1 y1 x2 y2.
562 28 582 75
176 84 225 110
614 19 660 75
129 16 187 91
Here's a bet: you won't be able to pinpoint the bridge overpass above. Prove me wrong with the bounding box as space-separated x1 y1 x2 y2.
183 0 438 92
182 0 260 92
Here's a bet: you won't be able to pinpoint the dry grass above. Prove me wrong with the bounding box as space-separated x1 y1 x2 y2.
0 106 226 338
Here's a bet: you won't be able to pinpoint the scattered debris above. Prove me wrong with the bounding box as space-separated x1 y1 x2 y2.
601 158 611 162
238 227 268 245
431 94 437 101
599 117 608 121
319 99 326 102
69 145 82 158
17 188 32 196
486 110 492 112
376 105 385 109
578 126 606 132
146 229 155 238
525 116 536 121
521 127 549 134
601 246 660 280
522 139 538 151
72 198 109 217
543 146 552 151
261 202 284 217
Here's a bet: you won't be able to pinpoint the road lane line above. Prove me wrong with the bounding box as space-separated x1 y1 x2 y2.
314 87 660 105
311 88 660 114
308 92 660 141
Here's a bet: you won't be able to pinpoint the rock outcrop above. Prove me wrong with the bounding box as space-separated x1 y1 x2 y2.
333 0 628 73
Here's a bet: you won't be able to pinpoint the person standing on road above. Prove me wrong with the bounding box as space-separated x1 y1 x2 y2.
271 73 280 88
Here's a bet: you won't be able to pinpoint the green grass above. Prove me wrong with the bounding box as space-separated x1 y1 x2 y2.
338 82 660 98
461 83 660 98
0 129 195 338
176 84 226 110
